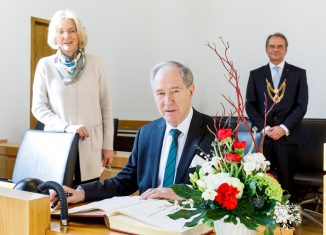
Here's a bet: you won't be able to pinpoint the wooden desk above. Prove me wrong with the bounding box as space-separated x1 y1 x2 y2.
48 217 216 235
48 217 117 235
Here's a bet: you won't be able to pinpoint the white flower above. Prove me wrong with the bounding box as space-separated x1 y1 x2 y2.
273 201 302 228
211 156 221 169
243 161 256 174
243 152 270 174
199 161 215 176
202 189 217 201
195 179 207 191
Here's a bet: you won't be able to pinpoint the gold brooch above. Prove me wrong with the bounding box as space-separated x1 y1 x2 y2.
266 79 286 104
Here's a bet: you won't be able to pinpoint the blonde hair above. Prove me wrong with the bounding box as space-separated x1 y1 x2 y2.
47 9 88 49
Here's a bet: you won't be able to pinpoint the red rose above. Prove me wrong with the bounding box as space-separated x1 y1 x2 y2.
225 153 242 162
215 183 239 210
217 129 232 140
232 140 246 149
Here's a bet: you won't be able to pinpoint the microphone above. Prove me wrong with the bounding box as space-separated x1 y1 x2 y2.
13 178 69 226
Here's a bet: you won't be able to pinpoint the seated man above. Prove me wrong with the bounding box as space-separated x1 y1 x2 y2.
59 61 215 204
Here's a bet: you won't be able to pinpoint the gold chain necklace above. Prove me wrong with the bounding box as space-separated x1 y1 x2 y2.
266 79 286 104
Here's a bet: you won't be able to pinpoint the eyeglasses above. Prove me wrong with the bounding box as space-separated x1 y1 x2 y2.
56 28 77 36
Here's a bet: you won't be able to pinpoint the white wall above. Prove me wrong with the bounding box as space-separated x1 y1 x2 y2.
1 0 325 143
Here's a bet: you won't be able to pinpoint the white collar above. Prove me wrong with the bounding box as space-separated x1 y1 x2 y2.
269 60 285 70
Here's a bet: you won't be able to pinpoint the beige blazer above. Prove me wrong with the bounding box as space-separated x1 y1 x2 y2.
32 54 113 181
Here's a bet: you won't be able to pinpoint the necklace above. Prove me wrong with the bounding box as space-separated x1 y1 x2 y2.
266 78 286 104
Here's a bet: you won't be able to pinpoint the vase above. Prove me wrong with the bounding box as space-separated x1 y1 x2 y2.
273 227 293 235
214 218 256 235
257 225 294 235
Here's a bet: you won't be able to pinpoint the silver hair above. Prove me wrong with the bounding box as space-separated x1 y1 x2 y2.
150 61 194 89
47 9 88 50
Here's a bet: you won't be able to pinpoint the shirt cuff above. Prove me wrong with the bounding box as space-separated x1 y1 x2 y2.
280 124 290 136
262 126 271 133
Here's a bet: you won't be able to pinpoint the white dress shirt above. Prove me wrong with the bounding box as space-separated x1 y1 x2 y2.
157 108 193 187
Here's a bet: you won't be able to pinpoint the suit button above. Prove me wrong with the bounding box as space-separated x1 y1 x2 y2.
273 117 278 121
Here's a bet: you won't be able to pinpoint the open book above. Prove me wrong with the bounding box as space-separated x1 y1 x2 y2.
61 196 212 235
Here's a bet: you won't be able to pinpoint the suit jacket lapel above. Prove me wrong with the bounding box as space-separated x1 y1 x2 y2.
264 64 273 86
149 119 166 187
175 109 204 183
280 62 290 85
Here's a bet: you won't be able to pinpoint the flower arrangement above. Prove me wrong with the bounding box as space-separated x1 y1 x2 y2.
168 38 301 234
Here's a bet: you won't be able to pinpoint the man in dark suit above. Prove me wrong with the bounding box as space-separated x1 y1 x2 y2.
245 33 308 194
60 61 214 203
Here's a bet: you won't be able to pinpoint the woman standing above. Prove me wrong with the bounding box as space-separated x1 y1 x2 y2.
32 9 114 184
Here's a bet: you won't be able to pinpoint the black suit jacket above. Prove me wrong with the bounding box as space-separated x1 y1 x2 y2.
82 109 214 201
246 62 308 143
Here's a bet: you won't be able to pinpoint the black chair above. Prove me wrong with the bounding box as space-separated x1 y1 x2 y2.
237 121 262 155
10 130 79 187
293 119 326 227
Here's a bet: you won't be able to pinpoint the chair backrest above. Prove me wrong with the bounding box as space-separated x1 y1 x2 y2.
12 130 79 187
296 119 326 173
237 121 262 155
113 118 119 150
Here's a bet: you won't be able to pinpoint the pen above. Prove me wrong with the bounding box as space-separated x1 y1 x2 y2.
51 193 73 209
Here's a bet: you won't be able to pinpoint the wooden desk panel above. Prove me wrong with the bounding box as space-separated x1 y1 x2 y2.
48 218 114 235
0 142 19 179
48 217 215 235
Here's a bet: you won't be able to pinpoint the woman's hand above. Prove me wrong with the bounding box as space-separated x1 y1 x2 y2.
102 149 114 167
65 125 90 140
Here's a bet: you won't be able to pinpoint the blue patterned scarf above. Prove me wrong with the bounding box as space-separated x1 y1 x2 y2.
55 48 86 85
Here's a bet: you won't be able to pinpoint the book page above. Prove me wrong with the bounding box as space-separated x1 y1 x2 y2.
112 200 198 233
68 196 144 214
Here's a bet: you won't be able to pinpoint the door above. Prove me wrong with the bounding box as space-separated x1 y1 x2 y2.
30 17 56 128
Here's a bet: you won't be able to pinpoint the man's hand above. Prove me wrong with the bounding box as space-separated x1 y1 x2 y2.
50 186 85 207
267 126 286 140
102 149 114 167
140 187 183 200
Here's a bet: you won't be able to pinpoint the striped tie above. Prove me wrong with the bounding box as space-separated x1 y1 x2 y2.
163 129 181 187
273 66 281 88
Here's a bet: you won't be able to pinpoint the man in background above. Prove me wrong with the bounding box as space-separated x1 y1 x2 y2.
245 32 308 194
59 61 214 203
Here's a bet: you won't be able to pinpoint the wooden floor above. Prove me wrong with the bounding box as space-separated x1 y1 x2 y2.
293 209 323 235
294 218 323 235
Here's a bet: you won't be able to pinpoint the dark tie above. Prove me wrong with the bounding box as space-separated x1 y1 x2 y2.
273 66 281 88
163 129 182 187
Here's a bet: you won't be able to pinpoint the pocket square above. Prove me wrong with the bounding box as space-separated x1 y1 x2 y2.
190 154 207 168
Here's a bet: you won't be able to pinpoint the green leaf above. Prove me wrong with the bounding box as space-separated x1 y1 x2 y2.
246 179 257 197
281 193 291 203
184 212 205 227
234 148 245 157
172 184 195 199
205 208 227 220
238 216 258 230
250 213 275 227
168 209 201 220
256 200 276 214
